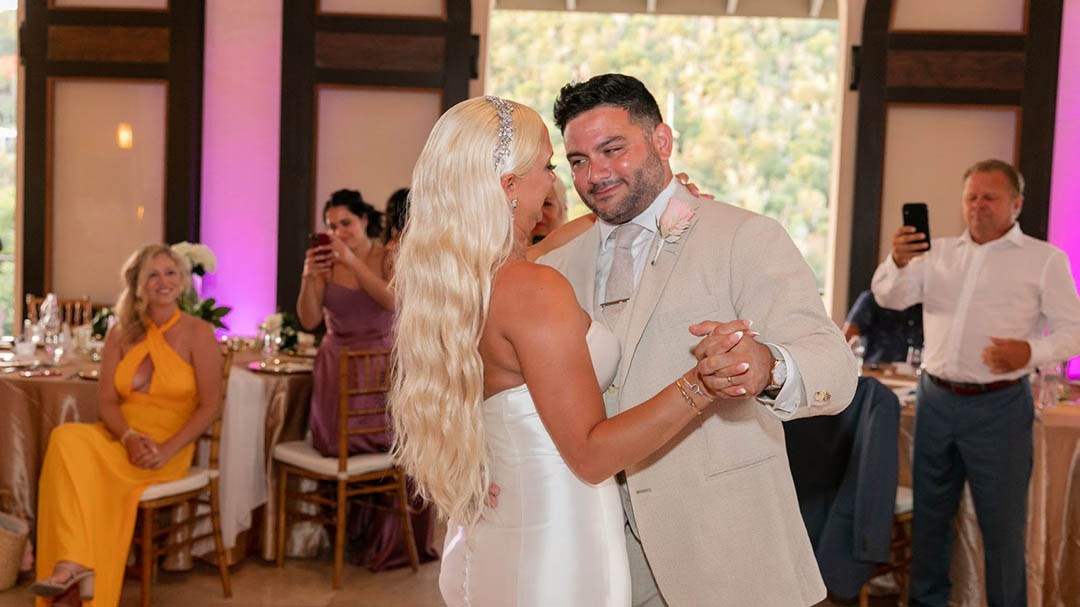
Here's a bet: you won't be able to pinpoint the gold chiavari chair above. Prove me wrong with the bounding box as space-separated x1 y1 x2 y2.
132 348 235 607
273 349 419 588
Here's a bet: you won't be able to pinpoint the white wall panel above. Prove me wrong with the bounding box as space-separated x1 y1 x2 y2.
314 87 441 229
52 0 167 9
891 0 1025 32
51 80 166 304
320 0 444 17
878 106 1018 261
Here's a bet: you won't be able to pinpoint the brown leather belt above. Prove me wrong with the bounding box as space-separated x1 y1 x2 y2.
926 373 1023 396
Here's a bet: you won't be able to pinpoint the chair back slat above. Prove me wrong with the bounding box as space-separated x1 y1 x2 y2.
200 349 234 472
25 294 93 326
337 349 392 472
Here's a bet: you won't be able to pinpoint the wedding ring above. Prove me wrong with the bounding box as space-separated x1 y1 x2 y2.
333 251 340 259
725 376 734 385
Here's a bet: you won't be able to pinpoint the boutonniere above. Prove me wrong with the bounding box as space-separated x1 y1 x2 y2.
652 198 695 264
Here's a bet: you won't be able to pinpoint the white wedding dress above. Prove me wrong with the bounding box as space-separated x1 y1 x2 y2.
440 322 631 607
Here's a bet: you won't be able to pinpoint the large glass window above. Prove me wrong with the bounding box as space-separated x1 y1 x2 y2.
0 3 15 334
487 10 838 288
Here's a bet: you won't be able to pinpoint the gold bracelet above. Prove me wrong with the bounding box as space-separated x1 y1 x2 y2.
682 376 710 399
675 380 704 416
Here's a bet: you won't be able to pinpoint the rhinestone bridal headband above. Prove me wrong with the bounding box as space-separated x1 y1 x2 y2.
485 95 514 172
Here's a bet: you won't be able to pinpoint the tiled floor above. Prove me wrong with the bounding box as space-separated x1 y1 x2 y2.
0 562 903 607
0 520 900 607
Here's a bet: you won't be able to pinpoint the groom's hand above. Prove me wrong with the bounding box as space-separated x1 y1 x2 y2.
690 320 770 398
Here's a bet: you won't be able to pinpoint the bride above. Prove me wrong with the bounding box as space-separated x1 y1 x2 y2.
389 96 722 606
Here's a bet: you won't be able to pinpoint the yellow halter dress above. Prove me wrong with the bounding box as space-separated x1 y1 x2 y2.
36 309 199 606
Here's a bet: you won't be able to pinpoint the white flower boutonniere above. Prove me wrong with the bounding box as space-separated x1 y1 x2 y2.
652 198 695 264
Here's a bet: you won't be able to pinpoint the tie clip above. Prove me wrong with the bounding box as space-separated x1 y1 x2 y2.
600 297 631 308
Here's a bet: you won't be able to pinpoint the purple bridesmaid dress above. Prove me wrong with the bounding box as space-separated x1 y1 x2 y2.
309 282 438 570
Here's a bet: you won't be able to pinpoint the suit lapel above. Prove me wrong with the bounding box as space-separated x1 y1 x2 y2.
565 223 601 317
615 192 702 397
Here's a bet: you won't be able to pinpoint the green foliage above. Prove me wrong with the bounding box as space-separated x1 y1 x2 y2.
91 307 114 339
180 289 231 331
487 11 837 287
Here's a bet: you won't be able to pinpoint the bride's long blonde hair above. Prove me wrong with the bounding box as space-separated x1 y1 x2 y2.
389 97 546 529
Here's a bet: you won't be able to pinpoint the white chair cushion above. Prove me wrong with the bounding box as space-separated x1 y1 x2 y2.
273 440 395 479
895 486 913 515
140 466 212 502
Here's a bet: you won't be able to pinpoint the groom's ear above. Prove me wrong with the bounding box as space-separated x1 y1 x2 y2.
651 123 674 160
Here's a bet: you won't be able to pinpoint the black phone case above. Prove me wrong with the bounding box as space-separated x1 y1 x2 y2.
902 203 931 251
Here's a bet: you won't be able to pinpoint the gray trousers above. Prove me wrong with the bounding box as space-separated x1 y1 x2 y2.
626 521 667 607
908 374 1032 607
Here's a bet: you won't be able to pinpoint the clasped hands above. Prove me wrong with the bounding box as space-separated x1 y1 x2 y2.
122 432 171 470
689 319 773 400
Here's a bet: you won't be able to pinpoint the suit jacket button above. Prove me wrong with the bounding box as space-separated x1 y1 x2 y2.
814 391 831 402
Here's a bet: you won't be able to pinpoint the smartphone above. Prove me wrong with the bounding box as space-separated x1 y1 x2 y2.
308 232 331 249
902 203 931 251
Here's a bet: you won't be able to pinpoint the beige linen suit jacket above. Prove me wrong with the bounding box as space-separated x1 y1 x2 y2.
540 184 857 606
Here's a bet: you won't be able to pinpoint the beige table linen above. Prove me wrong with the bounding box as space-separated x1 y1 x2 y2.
0 352 314 568
0 360 98 523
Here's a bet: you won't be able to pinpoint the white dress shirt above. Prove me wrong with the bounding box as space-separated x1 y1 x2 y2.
595 178 806 417
871 223 1080 384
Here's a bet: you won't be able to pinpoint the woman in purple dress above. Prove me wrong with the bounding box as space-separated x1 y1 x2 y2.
296 188 436 570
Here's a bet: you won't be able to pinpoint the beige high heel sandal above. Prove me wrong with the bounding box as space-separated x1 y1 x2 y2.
30 566 95 601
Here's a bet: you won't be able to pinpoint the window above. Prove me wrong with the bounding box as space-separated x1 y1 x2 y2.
487 10 838 288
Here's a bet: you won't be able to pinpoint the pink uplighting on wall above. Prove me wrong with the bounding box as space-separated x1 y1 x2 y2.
1049 0 1080 379
198 0 283 336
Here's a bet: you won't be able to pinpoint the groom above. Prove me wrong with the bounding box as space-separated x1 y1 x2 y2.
540 74 857 606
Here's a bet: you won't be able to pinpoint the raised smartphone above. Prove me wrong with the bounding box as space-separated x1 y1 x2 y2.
902 202 931 251
308 232 331 249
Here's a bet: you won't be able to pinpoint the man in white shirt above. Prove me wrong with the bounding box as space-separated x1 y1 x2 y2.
872 159 1080 607
541 73 856 606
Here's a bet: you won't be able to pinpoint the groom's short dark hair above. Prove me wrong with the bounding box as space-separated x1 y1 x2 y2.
553 74 663 133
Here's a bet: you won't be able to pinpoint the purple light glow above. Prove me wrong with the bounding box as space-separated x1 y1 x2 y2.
1049 0 1080 379
199 0 283 337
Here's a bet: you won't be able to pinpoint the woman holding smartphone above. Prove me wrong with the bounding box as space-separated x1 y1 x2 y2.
296 188 437 570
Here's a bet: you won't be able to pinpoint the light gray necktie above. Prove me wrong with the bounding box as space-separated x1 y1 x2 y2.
602 223 644 326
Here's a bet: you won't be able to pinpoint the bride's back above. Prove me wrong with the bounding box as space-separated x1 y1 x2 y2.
479 258 592 400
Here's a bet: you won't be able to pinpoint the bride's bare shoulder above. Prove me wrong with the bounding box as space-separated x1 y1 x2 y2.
493 260 579 317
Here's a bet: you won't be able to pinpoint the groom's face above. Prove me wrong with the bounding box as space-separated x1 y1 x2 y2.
563 106 669 225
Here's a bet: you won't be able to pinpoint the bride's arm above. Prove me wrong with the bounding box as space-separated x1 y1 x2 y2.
498 264 735 484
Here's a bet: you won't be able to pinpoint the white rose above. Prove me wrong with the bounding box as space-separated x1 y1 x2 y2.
263 313 283 334
192 244 217 273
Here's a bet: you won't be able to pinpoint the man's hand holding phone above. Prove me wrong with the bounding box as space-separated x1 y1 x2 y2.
891 225 930 268
304 233 334 281
893 202 931 268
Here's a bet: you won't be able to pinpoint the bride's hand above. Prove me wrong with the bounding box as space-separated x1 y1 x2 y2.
485 483 501 509
676 173 715 200
689 319 759 399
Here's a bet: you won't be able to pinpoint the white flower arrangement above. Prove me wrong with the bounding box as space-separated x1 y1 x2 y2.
262 312 284 335
171 241 217 276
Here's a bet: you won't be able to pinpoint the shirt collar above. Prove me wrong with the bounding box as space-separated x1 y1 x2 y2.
597 177 677 250
959 222 1024 249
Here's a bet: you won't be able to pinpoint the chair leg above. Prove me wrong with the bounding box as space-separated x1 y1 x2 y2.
140 507 154 607
334 479 346 589
208 478 233 598
276 466 288 567
395 474 420 572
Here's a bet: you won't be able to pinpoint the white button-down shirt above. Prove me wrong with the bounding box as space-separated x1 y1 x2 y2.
871 223 1080 383
595 178 806 417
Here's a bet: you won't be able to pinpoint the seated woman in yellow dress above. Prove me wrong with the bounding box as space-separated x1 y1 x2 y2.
32 244 224 607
